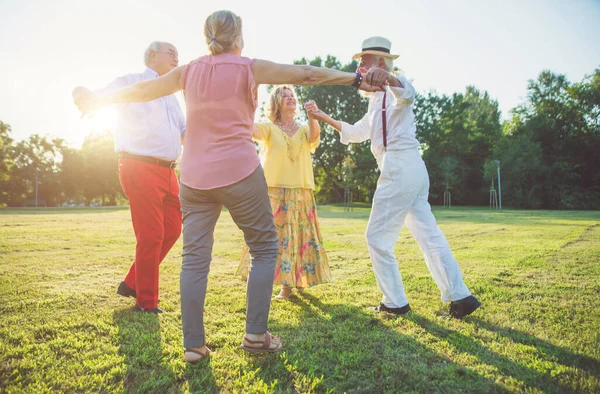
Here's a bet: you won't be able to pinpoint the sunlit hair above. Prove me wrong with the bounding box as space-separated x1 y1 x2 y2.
382 57 394 72
204 10 244 55
144 41 170 66
267 85 298 123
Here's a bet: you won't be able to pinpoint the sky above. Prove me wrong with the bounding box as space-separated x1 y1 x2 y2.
1 0 599 148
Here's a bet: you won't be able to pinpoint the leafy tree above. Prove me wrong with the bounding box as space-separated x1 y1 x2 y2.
507 68 600 208
0 121 14 206
7 134 64 206
80 131 122 206
292 55 373 202
416 87 502 205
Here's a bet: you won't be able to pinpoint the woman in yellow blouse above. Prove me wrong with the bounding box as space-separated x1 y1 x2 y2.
237 85 331 299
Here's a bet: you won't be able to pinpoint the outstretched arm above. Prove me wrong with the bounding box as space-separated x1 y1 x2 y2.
305 101 370 144
304 101 342 132
304 100 321 143
72 66 184 116
251 59 384 92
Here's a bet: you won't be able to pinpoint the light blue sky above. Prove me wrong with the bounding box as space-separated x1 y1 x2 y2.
1 0 599 147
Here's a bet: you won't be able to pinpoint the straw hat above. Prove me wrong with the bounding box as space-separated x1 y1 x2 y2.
352 36 399 60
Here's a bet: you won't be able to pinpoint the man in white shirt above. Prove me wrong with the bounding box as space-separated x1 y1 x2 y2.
73 41 185 313
306 37 481 319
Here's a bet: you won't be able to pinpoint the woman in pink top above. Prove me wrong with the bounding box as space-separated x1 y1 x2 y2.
73 10 385 363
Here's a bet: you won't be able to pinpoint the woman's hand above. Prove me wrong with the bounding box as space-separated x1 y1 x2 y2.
304 100 325 121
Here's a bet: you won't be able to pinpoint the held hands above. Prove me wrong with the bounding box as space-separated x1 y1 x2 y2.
365 68 401 88
72 86 99 118
304 100 325 121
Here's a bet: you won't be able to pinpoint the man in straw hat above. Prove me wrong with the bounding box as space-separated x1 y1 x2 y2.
305 36 481 318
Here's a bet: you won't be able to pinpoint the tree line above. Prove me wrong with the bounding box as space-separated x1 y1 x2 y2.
1 58 598 209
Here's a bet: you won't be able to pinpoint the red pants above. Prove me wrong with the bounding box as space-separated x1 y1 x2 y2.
118 157 182 308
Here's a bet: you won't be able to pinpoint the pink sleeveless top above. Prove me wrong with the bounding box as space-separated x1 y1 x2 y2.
179 53 260 189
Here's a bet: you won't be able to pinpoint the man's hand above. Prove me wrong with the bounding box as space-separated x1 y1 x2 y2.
366 67 403 88
304 100 326 121
359 74 385 92
366 68 391 87
72 86 99 118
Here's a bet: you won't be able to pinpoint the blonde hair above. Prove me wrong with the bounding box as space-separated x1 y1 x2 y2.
204 10 244 55
267 86 298 123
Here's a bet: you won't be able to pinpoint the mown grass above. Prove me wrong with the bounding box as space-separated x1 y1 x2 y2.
0 206 599 393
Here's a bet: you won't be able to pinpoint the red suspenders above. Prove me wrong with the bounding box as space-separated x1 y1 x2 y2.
382 91 387 151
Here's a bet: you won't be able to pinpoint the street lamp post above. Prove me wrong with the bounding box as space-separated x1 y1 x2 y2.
35 167 39 208
495 160 502 212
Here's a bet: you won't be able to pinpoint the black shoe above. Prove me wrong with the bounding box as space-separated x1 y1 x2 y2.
370 302 411 315
135 305 164 314
449 295 481 319
117 281 136 298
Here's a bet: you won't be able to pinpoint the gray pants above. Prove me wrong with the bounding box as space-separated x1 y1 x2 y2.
179 166 278 348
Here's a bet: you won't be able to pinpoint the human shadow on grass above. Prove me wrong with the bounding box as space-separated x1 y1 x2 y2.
242 293 507 393
113 308 216 393
409 314 593 393
470 317 600 379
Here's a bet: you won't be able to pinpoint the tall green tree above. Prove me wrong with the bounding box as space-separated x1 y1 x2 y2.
0 121 14 206
59 146 85 204
507 68 600 209
484 130 546 208
292 55 373 202
80 131 122 206
415 87 503 205
7 134 64 206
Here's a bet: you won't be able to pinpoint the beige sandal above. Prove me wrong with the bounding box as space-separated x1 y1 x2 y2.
275 287 292 300
184 347 211 364
240 331 283 353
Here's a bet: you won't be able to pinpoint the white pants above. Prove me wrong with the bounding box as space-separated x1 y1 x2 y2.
366 148 471 308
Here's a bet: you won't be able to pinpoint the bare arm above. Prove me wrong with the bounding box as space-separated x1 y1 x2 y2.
73 66 184 115
303 101 321 142
252 124 263 140
307 115 321 143
305 101 370 144
99 66 184 105
304 101 341 132
318 113 342 133
251 60 383 91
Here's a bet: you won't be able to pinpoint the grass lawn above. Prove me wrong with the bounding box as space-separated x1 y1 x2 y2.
0 206 599 393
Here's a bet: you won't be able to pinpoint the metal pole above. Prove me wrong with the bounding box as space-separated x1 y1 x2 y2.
496 160 502 212
35 168 38 208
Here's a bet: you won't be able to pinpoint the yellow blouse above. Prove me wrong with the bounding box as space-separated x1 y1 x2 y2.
255 122 320 189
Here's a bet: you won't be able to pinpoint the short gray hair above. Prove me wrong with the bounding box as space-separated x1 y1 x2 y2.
144 41 168 65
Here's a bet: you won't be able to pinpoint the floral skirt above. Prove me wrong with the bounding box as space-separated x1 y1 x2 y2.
237 187 331 288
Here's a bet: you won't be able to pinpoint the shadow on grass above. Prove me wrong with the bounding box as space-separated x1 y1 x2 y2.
408 314 591 393
242 293 507 393
469 317 600 380
113 308 217 393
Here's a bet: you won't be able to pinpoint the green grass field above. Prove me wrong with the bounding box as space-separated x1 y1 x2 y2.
1 206 599 393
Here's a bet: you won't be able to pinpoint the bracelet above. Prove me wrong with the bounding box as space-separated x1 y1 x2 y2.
352 72 363 88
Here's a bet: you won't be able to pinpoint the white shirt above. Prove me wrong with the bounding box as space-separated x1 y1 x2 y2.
340 75 420 167
95 67 185 161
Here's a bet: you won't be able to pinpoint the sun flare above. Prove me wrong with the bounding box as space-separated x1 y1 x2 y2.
86 108 117 132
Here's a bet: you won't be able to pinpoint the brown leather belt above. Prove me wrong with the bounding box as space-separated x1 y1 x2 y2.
119 152 177 169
